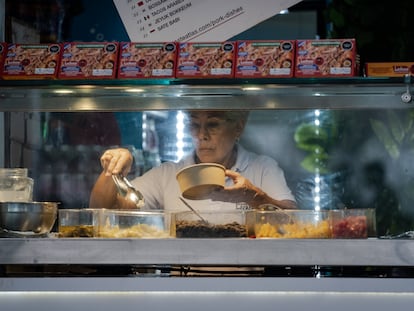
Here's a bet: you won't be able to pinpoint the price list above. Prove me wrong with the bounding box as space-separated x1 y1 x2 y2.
113 0 302 42
117 0 193 40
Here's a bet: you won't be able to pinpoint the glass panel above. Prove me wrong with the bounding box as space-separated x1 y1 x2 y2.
8 109 414 236
0 79 410 111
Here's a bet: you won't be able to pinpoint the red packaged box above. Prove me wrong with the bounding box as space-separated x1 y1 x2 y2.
0 42 7 79
235 40 295 78
365 62 414 77
1 43 61 80
58 42 118 79
117 42 177 79
294 39 358 77
176 42 235 78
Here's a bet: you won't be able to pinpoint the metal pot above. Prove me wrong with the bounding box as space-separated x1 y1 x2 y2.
0 201 58 236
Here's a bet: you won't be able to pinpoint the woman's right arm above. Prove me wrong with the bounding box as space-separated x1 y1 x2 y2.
89 148 135 209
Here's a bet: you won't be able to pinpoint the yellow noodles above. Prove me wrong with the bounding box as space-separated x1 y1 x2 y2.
255 220 331 238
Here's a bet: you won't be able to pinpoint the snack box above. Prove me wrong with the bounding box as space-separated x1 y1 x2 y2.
1 43 61 79
235 40 295 78
294 39 358 77
176 41 235 78
0 42 7 79
247 210 332 239
365 62 414 77
58 42 118 79
117 42 177 79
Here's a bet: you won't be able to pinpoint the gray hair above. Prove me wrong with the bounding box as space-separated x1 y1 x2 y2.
185 110 250 122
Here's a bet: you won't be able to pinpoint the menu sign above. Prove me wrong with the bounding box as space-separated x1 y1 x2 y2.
113 0 301 42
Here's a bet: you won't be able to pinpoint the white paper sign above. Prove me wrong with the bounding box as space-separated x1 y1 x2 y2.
113 0 302 42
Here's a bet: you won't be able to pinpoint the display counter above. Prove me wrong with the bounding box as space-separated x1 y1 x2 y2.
0 237 414 266
1 77 414 310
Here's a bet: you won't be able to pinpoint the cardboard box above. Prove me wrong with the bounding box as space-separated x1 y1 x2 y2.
295 39 358 77
1 43 61 79
365 62 414 77
58 42 118 79
176 42 235 78
0 42 7 79
235 40 295 78
117 42 177 79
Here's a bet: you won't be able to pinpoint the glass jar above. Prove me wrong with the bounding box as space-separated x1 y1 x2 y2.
0 168 34 202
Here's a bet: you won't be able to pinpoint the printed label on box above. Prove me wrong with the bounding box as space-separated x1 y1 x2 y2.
176 42 235 78
365 62 414 77
2 43 61 79
58 42 118 79
118 42 177 78
295 39 357 77
235 40 295 78
0 43 7 79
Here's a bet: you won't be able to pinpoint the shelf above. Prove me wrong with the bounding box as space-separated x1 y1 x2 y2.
0 77 413 111
0 238 413 266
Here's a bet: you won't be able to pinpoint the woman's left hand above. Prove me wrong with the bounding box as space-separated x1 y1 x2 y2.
209 170 266 207
209 170 297 209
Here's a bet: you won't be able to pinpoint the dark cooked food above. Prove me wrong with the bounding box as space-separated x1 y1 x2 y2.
59 225 95 237
175 220 247 238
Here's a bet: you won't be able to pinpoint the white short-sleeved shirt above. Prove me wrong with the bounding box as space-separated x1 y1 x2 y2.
131 145 295 212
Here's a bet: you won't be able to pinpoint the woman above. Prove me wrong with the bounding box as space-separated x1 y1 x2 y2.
89 110 297 211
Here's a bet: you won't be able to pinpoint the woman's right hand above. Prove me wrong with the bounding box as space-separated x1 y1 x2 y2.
100 148 133 177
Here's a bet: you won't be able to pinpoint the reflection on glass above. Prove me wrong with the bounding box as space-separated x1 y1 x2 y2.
6 109 414 235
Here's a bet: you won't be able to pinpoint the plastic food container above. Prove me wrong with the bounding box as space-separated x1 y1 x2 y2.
172 210 248 238
176 163 225 200
58 208 101 237
330 208 376 238
247 210 332 238
0 168 33 202
98 209 171 238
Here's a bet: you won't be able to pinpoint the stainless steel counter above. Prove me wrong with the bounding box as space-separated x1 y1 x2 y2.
0 238 413 266
1 237 414 311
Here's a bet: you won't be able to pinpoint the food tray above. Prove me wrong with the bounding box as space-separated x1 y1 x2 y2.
330 208 376 238
248 210 332 238
58 208 101 237
172 210 248 238
98 209 171 238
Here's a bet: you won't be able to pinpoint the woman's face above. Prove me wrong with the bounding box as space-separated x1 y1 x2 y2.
188 111 245 166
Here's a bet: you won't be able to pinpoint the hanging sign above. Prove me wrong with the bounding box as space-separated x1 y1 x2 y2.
113 0 302 42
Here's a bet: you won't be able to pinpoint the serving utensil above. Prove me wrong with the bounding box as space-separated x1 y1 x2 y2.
179 196 209 225
112 174 145 208
258 204 294 221
257 204 295 235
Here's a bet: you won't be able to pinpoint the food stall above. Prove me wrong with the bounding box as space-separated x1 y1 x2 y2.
1 1 414 310
1 78 414 310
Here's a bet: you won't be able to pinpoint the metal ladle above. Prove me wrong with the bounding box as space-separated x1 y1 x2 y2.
258 204 294 235
112 174 145 208
179 196 209 225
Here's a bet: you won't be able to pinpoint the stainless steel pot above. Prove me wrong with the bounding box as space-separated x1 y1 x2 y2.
0 201 58 236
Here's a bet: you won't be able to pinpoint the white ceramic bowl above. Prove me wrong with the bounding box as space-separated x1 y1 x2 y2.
176 163 225 200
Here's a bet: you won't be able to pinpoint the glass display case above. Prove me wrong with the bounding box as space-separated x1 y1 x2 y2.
1 77 414 233
1 77 414 310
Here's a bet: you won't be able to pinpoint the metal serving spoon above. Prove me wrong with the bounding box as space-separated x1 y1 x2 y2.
112 174 145 208
179 196 209 225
